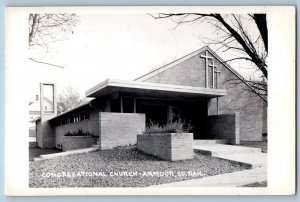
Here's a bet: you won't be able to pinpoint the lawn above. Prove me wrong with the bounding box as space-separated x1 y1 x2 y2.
242 181 267 187
29 147 62 161
29 146 251 187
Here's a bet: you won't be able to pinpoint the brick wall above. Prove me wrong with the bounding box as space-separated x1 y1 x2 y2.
207 56 267 141
137 133 194 161
40 120 55 148
36 114 56 148
55 109 100 149
142 49 267 141
207 113 240 144
144 54 206 87
37 83 57 148
63 136 97 151
99 112 145 149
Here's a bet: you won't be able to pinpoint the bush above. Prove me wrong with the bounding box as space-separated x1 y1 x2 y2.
143 119 193 134
64 128 94 137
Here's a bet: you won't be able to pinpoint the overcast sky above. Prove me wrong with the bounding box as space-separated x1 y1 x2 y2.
28 13 251 101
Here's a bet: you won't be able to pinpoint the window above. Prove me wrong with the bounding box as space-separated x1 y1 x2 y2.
80 111 89 121
70 114 80 123
62 118 69 125
59 111 89 126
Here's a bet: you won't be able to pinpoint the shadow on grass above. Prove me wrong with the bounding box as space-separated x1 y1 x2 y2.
242 181 267 187
29 147 62 161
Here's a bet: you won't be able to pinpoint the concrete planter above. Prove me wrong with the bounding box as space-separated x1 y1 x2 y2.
63 136 97 151
137 133 194 161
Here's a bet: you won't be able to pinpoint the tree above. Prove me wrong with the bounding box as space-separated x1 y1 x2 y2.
150 13 268 98
28 13 80 68
57 86 86 114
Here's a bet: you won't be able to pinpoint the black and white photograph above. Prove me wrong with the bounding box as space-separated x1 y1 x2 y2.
4 6 295 195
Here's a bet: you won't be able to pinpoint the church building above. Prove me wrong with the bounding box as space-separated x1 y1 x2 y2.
35 46 267 150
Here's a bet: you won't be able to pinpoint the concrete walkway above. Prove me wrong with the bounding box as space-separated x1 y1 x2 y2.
34 147 99 161
154 144 267 187
194 144 266 168
153 166 267 187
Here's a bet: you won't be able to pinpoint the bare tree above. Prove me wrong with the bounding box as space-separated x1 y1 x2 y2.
57 86 86 114
149 13 268 98
28 13 80 68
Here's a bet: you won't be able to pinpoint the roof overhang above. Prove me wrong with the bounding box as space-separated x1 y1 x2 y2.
86 79 227 100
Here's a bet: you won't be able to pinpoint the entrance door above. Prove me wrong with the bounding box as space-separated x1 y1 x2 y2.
139 104 168 125
168 106 181 123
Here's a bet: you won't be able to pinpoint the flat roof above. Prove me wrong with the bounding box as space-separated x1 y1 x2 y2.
86 79 226 99
48 100 93 121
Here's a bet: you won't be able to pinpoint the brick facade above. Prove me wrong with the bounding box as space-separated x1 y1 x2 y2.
55 109 100 148
206 50 267 141
137 133 194 161
36 83 57 148
207 113 240 144
99 112 145 149
143 48 267 141
145 54 207 87
36 114 56 148
36 47 267 149
51 111 145 150
63 136 97 151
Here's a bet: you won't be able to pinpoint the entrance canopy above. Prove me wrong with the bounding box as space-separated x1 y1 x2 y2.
86 79 226 100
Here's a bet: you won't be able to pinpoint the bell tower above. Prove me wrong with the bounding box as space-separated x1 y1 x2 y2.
36 83 57 148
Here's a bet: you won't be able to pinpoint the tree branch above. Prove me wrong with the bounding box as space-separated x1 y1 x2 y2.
29 57 64 68
149 13 268 79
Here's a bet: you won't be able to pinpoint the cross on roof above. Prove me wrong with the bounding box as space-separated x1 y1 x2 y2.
209 60 217 89
200 51 212 88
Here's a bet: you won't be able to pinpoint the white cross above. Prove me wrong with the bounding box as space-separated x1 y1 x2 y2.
215 69 221 89
200 51 212 88
209 60 217 89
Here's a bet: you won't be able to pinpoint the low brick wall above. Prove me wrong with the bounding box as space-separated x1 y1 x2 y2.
99 112 145 149
55 110 100 149
207 113 240 144
63 136 97 151
137 133 194 161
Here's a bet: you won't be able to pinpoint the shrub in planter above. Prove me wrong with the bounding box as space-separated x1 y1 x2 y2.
143 119 193 134
138 119 194 161
64 128 94 137
63 128 97 151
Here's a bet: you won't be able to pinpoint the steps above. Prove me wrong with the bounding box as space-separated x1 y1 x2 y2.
194 139 228 145
194 144 265 168
91 144 101 148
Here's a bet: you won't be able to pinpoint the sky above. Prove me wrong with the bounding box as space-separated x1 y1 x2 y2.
27 13 257 101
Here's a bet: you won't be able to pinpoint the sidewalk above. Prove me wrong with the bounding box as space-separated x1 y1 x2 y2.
153 166 267 187
153 144 267 187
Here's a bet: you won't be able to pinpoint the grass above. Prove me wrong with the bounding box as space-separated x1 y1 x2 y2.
242 181 267 187
29 147 62 161
29 146 251 188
